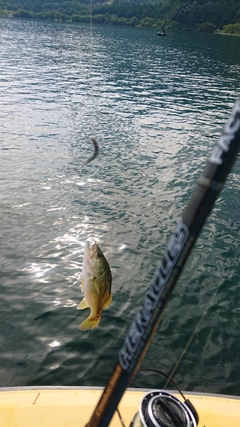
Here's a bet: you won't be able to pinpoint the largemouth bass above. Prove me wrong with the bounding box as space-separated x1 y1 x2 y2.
77 242 112 330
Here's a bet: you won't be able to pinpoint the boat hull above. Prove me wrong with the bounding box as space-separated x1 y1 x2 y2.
0 387 240 426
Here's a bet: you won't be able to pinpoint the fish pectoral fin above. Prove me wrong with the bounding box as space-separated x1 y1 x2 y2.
78 316 100 331
92 277 101 294
77 297 89 310
103 293 112 309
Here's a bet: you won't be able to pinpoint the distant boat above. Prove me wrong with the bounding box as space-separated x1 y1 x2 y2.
157 28 166 36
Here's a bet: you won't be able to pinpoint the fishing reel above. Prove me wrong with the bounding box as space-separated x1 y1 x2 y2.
130 390 199 427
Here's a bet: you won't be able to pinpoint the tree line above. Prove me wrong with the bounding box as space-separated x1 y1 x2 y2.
1 0 240 34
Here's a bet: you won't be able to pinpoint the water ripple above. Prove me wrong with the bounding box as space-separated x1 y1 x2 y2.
0 19 240 394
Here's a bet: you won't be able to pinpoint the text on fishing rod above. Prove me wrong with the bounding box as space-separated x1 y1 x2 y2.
119 221 189 370
210 98 240 165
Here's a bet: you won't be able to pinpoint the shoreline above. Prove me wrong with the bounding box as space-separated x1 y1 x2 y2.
1 14 240 36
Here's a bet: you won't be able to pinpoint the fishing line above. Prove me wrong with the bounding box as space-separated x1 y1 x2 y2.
78 0 99 175
138 368 186 400
163 307 208 389
164 263 234 388
77 3 99 212
78 0 100 177
89 0 94 140
116 407 127 427
90 0 93 41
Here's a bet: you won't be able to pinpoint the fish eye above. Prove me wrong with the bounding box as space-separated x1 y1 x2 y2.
97 251 103 258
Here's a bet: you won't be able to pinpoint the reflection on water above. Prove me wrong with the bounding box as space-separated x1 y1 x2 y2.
0 19 240 394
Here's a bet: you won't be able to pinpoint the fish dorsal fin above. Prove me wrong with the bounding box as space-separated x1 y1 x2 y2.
77 297 89 310
103 293 112 309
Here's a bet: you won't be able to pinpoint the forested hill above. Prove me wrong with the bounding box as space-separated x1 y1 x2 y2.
1 0 240 34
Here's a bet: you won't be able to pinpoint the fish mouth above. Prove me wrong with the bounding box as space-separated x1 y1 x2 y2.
86 241 98 259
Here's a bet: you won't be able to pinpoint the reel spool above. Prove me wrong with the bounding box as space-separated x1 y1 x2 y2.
130 390 198 427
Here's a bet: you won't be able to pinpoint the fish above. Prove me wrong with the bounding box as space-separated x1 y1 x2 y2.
77 241 112 330
78 137 99 174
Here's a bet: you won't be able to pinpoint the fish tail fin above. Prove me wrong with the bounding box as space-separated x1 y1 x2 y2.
78 316 100 331
103 293 112 309
77 297 89 310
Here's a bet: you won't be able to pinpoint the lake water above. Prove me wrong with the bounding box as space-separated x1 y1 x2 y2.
0 18 240 396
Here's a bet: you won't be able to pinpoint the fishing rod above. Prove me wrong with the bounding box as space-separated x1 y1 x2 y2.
86 97 240 427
